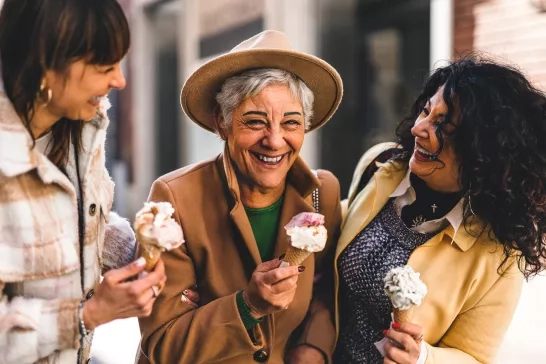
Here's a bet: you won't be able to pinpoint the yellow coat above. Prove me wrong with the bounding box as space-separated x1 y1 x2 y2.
335 143 523 364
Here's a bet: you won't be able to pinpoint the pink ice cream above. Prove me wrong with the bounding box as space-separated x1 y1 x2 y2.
284 212 327 252
134 202 184 251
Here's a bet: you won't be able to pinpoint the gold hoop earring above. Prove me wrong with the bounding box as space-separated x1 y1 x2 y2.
38 79 52 107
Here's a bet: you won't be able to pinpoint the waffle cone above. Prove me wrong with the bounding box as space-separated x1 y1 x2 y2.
137 233 163 272
393 306 414 324
283 246 311 266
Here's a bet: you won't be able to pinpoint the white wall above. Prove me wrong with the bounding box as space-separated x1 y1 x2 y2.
178 0 225 166
264 0 320 169
430 0 454 69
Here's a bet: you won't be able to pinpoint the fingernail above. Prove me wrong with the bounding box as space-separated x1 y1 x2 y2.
135 257 146 267
298 266 306 272
383 330 389 336
279 254 286 260
183 289 189 295
392 322 401 329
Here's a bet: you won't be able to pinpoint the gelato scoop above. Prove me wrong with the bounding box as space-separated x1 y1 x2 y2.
282 212 327 266
134 202 184 271
383 265 427 323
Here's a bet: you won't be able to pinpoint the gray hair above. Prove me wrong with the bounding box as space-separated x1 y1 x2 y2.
215 68 314 130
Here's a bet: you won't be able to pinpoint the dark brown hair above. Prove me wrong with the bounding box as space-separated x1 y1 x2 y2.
395 54 546 277
0 0 130 169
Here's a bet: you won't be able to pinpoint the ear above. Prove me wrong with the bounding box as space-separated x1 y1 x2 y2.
213 107 228 140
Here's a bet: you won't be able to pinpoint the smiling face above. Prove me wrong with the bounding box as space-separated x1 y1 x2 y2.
409 85 462 192
219 84 305 203
43 60 126 122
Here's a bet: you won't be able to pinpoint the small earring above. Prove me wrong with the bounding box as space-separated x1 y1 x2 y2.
38 79 52 107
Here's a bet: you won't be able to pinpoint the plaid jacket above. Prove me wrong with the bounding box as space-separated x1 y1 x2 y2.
0 89 136 364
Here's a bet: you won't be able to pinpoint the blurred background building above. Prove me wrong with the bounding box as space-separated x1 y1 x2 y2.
88 1 546 363
109 0 546 220
1 0 541 362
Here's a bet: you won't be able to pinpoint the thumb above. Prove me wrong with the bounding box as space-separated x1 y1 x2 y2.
105 257 147 283
255 258 282 273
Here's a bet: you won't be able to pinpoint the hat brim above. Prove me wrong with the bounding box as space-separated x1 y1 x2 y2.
181 49 343 133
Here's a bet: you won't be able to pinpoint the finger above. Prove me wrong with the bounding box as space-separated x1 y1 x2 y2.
385 329 418 353
392 322 423 341
181 293 199 308
383 358 397 364
103 257 146 284
262 265 301 285
142 259 167 285
384 340 408 363
150 285 160 299
270 275 298 294
127 259 166 294
270 284 297 310
255 259 282 273
183 288 200 303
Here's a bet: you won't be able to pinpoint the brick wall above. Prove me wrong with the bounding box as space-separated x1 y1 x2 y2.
454 0 546 88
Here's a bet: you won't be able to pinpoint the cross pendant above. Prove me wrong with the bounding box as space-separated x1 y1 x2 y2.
431 204 438 214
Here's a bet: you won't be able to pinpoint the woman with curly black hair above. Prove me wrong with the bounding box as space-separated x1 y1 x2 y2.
333 55 546 364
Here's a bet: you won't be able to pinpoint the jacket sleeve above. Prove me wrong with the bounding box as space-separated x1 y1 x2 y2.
425 258 523 364
138 179 265 364
289 170 342 363
101 211 136 271
0 282 81 364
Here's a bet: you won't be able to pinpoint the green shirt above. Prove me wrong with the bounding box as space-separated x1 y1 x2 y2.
237 197 284 329
244 196 284 262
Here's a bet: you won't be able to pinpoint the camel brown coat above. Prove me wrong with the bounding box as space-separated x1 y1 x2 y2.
137 150 342 364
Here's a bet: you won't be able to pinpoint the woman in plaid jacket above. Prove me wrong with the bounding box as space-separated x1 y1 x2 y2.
0 1 166 363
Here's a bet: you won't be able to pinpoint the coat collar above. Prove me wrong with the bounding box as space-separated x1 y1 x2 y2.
0 87 109 182
389 169 465 235
218 144 320 266
336 160 483 260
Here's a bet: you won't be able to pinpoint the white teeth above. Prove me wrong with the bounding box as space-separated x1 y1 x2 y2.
416 146 433 156
256 154 283 163
90 96 102 103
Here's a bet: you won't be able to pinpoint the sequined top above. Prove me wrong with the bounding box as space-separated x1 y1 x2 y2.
334 199 435 363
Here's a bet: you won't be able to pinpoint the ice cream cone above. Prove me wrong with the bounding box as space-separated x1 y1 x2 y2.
393 306 414 324
137 233 163 272
283 246 311 266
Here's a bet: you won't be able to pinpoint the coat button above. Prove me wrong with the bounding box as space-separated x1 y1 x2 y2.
85 289 94 300
89 203 97 216
253 350 268 362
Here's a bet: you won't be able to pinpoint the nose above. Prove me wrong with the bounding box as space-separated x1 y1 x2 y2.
262 128 286 150
110 65 126 90
411 116 430 139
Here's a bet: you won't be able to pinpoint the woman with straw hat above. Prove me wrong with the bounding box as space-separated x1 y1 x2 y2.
137 30 343 364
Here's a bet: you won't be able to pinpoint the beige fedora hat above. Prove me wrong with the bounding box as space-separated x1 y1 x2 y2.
181 30 343 133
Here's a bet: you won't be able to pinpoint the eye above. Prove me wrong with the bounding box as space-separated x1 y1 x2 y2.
243 119 267 129
96 65 115 74
421 106 430 116
285 119 301 125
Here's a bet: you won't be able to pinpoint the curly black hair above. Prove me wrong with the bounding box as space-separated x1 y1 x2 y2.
395 54 546 278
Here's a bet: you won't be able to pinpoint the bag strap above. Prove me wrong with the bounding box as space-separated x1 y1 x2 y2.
353 147 401 202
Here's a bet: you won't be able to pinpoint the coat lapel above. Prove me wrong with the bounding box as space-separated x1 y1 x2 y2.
221 149 263 267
